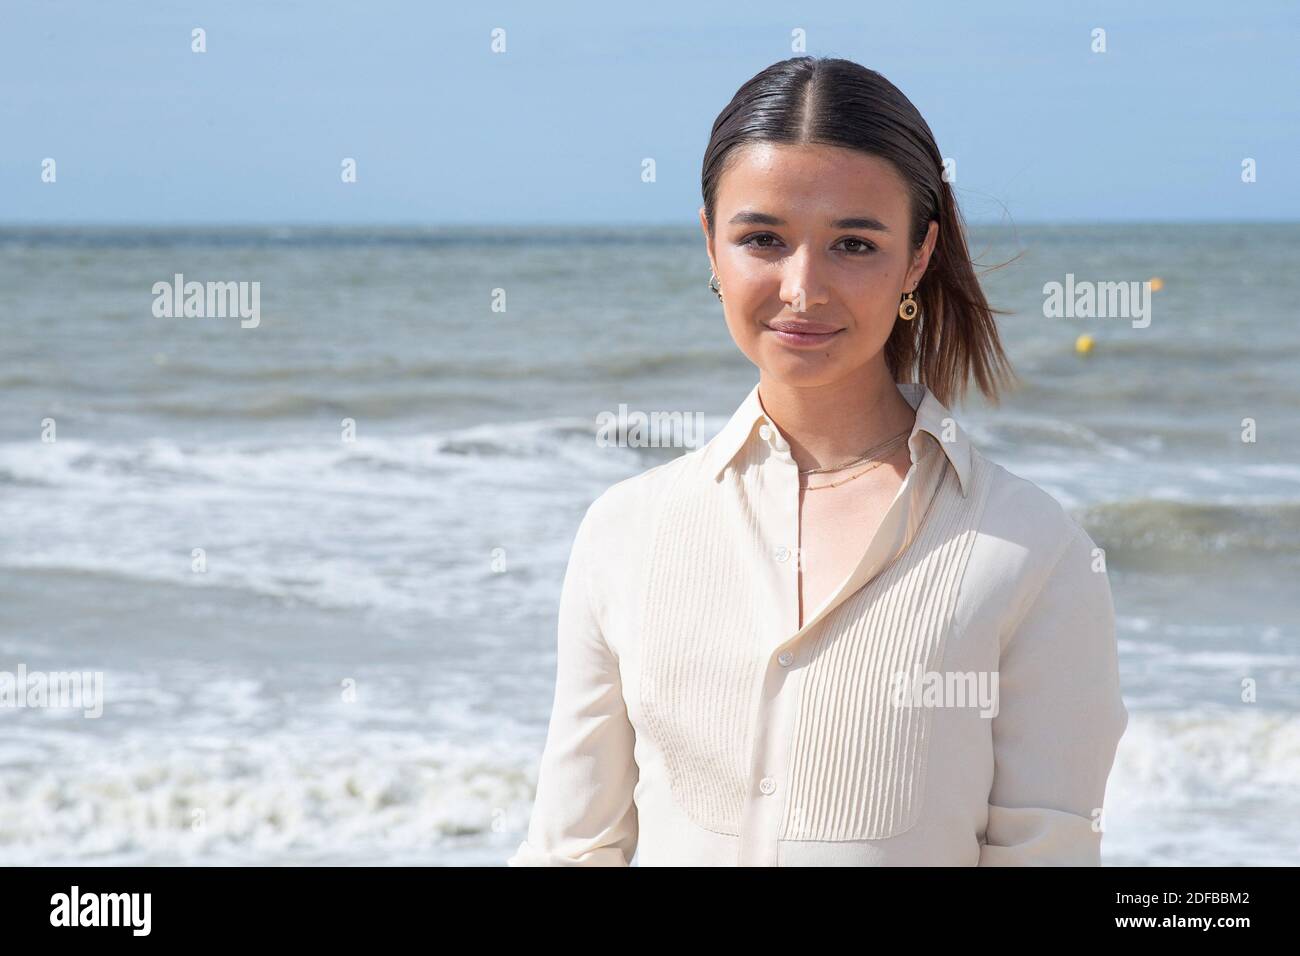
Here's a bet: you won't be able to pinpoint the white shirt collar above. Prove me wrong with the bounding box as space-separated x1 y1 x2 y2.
703 379 974 498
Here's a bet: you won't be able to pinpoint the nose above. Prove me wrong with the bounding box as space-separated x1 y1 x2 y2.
779 244 831 313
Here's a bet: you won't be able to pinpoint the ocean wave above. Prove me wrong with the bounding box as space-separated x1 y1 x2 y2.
0 425 688 616
1102 708 1300 865
1104 708 1300 811
92 348 734 389
0 418 684 490
1 707 1295 865
0 726 536 865
1077 497 1300 562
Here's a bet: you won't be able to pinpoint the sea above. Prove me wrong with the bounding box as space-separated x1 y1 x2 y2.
1 222 1297 866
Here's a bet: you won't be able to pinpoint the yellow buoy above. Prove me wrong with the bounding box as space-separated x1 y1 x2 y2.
1149 277 1164 291
1075 333 1095 355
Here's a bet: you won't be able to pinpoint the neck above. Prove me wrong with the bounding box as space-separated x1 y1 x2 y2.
756 366 917 473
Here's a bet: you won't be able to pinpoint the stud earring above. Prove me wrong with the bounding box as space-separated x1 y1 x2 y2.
708 271 723 301
898 289 919 321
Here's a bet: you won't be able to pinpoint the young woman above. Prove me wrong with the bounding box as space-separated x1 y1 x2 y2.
509 56 1128 866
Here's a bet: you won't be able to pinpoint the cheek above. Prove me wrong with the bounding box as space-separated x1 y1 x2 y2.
716 252 772 342
841 259 910 352
721 305 762 362
717 246 774 295
850 255 911 312
852 253 904 290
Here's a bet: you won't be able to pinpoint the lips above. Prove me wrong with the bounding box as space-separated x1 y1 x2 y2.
764 318 845 349
768 319 842 335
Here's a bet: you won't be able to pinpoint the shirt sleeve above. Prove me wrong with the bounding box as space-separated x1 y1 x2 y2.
977 521 1128 866
506 501 640 866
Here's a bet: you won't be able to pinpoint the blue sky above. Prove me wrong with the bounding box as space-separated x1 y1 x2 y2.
2 0 1296 225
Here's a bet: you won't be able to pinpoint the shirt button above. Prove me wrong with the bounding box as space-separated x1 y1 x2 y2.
758 424 773 442
777 651 794 667
774 546 790 563
759 776 777 795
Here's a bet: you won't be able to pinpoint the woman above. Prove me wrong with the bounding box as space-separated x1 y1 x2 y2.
509 56 1128 866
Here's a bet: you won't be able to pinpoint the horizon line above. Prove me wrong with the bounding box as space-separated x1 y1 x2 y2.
2 217 1298 230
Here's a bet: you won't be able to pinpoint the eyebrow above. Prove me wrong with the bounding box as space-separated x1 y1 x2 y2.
727 210 891 232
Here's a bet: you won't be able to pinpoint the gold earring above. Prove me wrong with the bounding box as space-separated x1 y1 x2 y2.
898 290 919 321
708 271 723 301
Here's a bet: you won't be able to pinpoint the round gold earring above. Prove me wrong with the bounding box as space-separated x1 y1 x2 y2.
708 271 723 301
898 290 919 321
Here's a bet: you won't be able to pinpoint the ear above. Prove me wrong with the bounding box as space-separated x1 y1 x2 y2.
904 219 939 291
699 206 718 274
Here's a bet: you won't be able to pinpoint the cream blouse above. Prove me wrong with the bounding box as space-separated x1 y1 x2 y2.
508 380 1128 866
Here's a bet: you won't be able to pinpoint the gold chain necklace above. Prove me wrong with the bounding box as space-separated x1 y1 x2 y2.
798 427 912 476
801 457 889 491
798 431 910 491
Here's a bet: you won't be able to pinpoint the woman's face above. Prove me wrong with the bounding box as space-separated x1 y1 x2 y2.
701 142 938 389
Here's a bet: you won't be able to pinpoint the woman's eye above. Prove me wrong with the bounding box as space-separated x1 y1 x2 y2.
837 237 877 255
739 234 876 255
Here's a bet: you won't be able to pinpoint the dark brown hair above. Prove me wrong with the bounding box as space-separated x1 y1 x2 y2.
701 56 1017 407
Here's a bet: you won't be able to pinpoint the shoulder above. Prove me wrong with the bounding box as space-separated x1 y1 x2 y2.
976 446 1090 545
571 446 706 573
969 447 1101 599
568 449 706 632
959 449 1114 652
583 446 706 530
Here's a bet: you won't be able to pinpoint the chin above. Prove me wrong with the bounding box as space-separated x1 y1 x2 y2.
757 350 849 387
